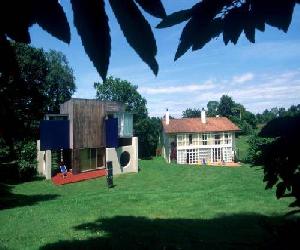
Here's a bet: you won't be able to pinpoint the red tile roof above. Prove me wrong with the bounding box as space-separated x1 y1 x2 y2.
162 117 240 134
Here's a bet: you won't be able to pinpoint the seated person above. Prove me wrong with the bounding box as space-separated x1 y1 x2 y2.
59 161 68 178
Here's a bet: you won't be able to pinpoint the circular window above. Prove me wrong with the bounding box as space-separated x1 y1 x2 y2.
120 151 130 167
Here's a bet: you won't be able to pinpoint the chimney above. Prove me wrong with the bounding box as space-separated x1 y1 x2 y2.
166 108 169 125
201 108 206 124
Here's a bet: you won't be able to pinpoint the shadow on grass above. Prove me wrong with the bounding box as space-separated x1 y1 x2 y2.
0 182 59 210
40 214 300 250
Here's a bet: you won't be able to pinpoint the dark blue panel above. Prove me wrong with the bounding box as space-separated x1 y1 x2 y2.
40 120 69 151
105 118 118 148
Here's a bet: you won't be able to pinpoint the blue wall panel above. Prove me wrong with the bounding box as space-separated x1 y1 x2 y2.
105 118 118 148
40 120 69 151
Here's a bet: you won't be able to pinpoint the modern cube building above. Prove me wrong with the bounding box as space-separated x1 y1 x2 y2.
37 98 138 179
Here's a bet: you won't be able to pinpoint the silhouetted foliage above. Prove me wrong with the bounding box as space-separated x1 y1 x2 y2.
109 0 159 75
135 0 166 18
40 215 300 250
157 0 300 61
1 1 299 80
0 0 166 81
71 0 110 81
255 115 300 209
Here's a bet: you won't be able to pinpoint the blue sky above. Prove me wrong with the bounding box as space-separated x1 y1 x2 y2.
29 0 300 117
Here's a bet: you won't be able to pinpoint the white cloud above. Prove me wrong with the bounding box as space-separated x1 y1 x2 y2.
139 81 215 95
232 73 254 84
147 70 300 117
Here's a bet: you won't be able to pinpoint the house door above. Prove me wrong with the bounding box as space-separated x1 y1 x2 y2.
212 148 223 162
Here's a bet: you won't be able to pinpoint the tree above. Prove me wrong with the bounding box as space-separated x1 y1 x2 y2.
1 1 299 80
218 95 235 118
44 50 76 113
256 105 300 125
0 43 75 158
94 76 148 121
0 43 48 148
94 76 160 158
182 108 201 118
258 115 300 210
135 117 162 158
207 101 219 117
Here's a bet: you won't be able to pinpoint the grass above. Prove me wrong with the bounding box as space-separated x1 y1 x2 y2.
0 158 298 249
236 135 250 162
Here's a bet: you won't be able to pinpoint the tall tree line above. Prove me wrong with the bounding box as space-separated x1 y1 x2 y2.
182 95 257 134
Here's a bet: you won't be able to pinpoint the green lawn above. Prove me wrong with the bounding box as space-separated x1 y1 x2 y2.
236 135 250 162
0 158 298 249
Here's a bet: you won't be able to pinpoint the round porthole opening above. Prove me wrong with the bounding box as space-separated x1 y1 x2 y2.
120 151 130 167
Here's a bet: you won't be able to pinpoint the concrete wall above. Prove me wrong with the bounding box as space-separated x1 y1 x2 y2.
106 137 138 175
36 140 51 179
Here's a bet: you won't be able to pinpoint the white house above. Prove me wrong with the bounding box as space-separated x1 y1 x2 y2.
161 109 240 165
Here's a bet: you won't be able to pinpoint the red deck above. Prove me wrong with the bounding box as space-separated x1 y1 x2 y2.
52 169 106 185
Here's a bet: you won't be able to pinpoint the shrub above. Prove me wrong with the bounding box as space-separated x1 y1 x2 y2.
246 134 273 165
16 140 37 181
51 150 60 176
0 137 10 161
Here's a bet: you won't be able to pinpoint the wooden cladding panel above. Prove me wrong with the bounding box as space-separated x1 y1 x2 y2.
105 102 125 113
60 99 125 149
73 100 105 149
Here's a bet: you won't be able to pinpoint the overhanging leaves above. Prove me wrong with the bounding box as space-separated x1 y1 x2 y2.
174 1 225 60
159 0 299 60
192 19 223 51
135 0 166 18
157 9 193 29
71 0 111 81
0 0 70 44
223 6 247 45
109 0 158 75
32 0 70 44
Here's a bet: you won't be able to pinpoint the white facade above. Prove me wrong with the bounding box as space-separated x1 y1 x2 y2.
162 132 236 165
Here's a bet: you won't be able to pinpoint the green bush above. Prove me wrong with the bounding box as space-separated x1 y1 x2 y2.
246 134 273 165
0 137 10 161
51 150 60 176
16 140 37 181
